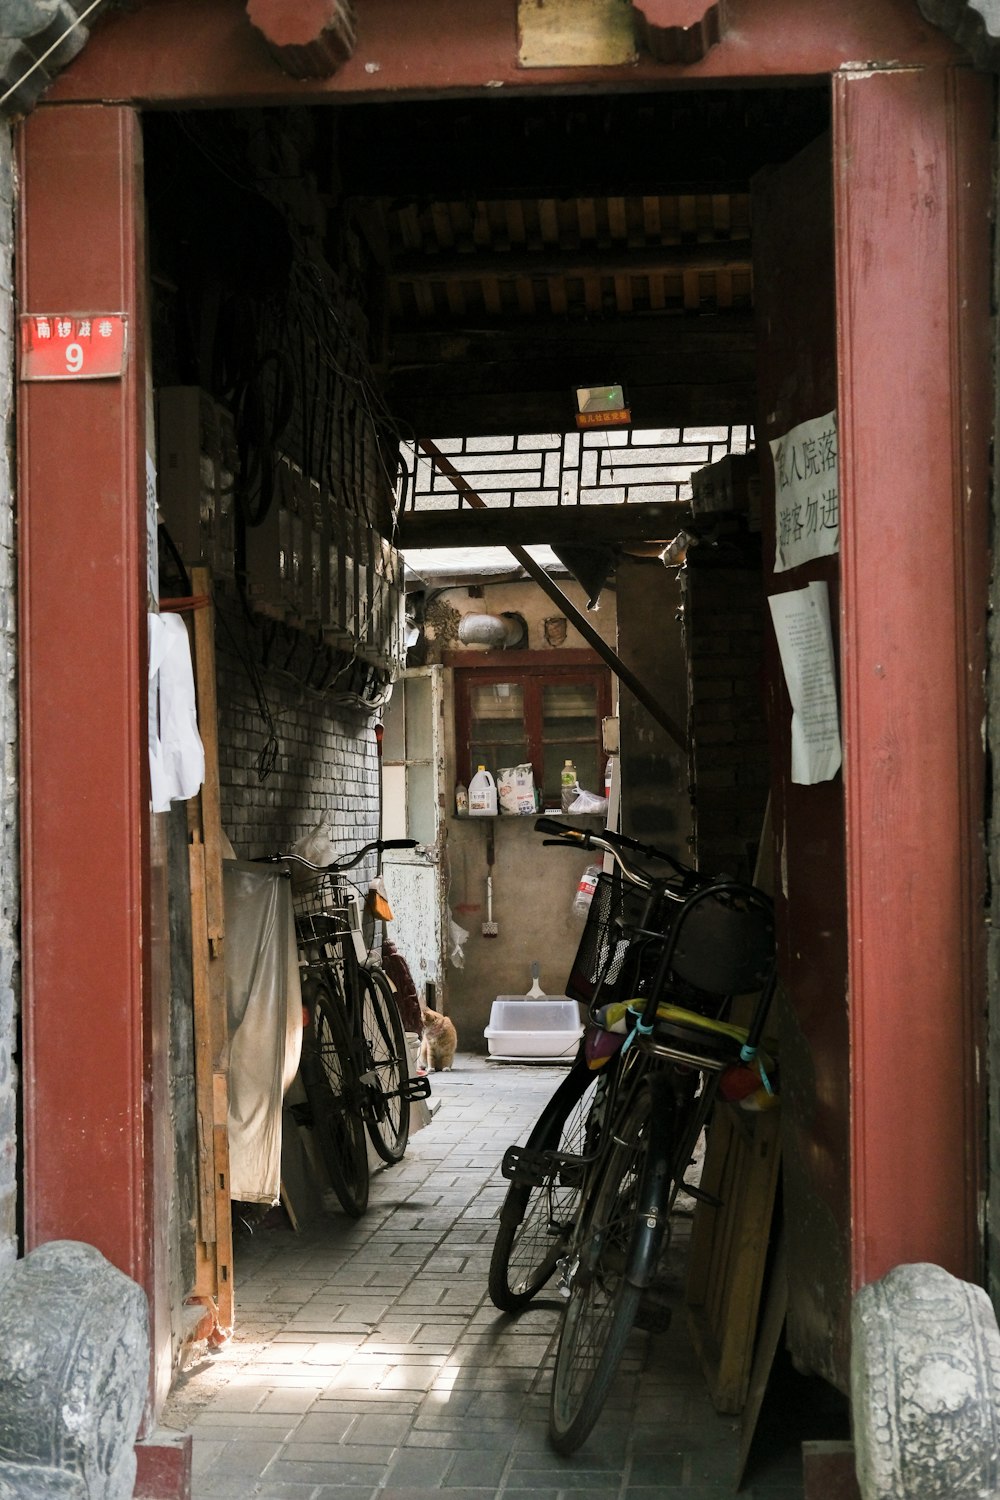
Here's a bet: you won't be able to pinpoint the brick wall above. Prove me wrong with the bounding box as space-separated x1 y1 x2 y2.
0 120 18 1274
685 552 770 879
214 593 381 883
145 108 396 891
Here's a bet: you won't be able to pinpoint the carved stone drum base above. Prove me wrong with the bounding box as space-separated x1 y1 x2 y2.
0 1240 149 1499
851 1262 1000 1499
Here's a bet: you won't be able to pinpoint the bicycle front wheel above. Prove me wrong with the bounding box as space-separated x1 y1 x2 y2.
548 1076 669 1455
489 1054 602 1313
358 965 411 1164
299 975 370 1218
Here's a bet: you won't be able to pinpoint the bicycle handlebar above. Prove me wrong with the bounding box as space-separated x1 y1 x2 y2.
265 837 418 873
533 817 691 875
534 818 698 893
536 822 656 894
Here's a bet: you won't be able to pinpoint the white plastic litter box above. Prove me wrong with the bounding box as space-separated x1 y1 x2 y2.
484 998 584 1062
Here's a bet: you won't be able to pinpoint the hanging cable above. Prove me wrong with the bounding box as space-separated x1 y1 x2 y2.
0 0 106 111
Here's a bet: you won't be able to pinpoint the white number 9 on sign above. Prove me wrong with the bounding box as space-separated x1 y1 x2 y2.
64 343 84 374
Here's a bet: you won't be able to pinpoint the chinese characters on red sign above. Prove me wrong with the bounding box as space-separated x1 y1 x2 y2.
19 314 128 381
575 408 632 430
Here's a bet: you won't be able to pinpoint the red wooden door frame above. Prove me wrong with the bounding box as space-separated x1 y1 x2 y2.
17 105 152 1287
833 64 991 1291
12 31 992 1463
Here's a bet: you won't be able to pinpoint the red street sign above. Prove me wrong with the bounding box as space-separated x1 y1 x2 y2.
19 314 128 382
575 408 632 429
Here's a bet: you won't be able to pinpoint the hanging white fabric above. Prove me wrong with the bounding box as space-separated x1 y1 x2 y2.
148 611 205 812
224 861 303 1203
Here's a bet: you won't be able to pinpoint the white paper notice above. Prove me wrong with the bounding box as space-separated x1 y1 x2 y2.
769 410 839 573
768 582 842 785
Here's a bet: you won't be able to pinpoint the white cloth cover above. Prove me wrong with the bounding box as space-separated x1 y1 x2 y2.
148 612 205 812
224 862 303 1203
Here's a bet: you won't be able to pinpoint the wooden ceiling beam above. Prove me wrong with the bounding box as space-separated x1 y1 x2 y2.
388 381 755 437
386 314 757 434
389 241 752 283
397 501 687 548
389 312 756 360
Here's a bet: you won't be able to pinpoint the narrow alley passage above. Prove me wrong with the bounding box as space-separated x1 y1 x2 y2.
166 1059 807 1500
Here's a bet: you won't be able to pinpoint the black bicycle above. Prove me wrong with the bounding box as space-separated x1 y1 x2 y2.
488 820 702 1314
488 818 777 1455
269 838 431 1218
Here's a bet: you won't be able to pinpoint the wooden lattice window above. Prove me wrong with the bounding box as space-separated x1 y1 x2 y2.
451 649 612 809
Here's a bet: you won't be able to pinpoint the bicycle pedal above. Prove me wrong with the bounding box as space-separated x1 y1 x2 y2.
402 1075 432 1103
501 1144 553 1188
679 1179 722 1209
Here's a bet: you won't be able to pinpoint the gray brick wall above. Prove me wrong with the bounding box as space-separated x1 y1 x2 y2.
214 594 382 888
0 120 18 1274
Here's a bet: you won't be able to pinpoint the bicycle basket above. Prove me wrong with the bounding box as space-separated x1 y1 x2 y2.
566 869 664 1008
291 870 351 958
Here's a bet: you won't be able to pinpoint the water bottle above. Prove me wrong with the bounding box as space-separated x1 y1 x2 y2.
573 863 600 917
561 758 577 813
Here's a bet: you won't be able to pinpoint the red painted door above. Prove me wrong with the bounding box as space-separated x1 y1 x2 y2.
17 105 153 1292
753 133 851 1390
753 66 992 1392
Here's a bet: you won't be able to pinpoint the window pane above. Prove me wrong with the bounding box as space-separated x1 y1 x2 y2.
542 682 599 800
469 681 528 778
405 762 436 844
404 674 433 760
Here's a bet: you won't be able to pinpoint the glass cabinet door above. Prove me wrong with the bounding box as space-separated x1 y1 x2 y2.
541 681 600 802
468 681 529 775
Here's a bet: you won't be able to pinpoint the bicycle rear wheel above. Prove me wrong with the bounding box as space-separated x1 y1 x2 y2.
358 965 411 1164
548 1075 671 1455
489 1054 602 1313
299 975 370 1218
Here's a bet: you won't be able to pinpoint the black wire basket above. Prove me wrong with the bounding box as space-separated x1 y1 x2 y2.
565 868 665 1010
290 869 352 963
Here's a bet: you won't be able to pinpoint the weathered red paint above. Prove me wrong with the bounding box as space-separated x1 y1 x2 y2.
15 0 993 1451
134 1434 193 1500
753 133 851 1389
631 2 721 65
246 0 356 79
49 0 960 106
17 106 151 1284
833 65 991 1290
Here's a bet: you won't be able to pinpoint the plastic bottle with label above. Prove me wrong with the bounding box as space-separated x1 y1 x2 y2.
455 782 468 816
468 765 498 817
560 758 578 813
573 863 601 916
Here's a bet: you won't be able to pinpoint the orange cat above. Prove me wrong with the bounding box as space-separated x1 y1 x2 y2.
417 1007 458 1072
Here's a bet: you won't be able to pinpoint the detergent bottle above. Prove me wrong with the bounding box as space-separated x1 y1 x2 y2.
468 765 498 817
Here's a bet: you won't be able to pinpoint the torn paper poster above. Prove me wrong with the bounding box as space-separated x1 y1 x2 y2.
769 410 839 573
767 581 842 785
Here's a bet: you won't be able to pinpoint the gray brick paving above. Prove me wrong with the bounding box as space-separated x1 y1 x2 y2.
165 1057 808 1499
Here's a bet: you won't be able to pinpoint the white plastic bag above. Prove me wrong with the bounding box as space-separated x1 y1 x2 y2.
449 918 470 969
568 786 608 815
289 822 337 888
292 822 337 866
